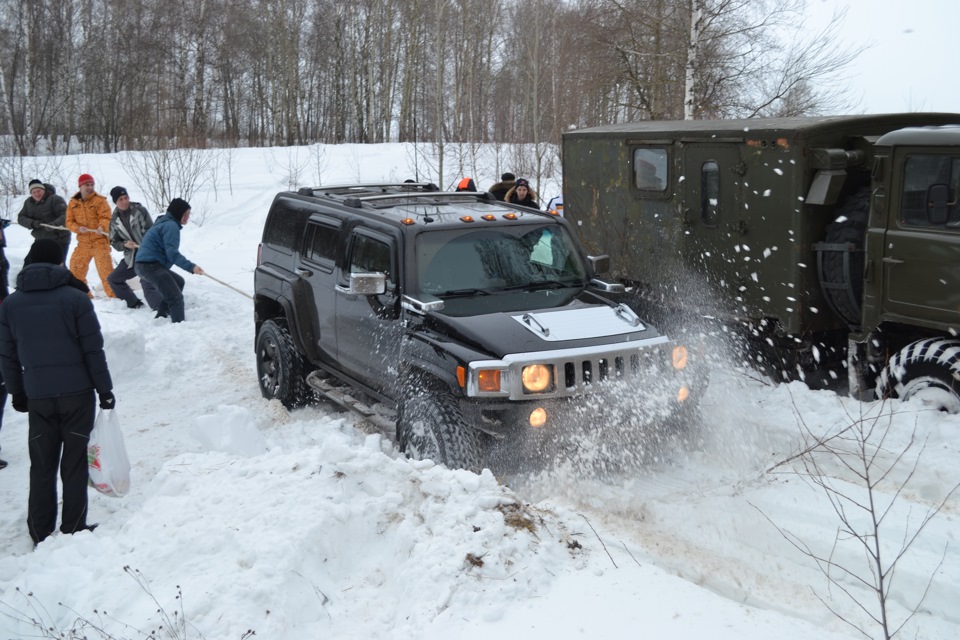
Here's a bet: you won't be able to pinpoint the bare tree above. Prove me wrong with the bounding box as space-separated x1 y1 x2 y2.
761 402 959 639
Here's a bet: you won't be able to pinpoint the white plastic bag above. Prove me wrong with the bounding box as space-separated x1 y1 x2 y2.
87 409 131 497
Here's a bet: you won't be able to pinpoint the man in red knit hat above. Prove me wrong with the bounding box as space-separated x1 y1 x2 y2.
65 174 115 298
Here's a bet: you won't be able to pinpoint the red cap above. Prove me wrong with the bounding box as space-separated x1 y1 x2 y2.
78 173 95 187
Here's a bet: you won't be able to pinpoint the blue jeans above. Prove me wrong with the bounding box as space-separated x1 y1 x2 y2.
135 262 186 322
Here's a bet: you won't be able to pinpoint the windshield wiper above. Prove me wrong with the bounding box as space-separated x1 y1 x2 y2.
499 279 582 292
434 287 494 298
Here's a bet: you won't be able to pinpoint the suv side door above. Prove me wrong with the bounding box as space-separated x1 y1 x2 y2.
299 214 342 362
335 227 403 391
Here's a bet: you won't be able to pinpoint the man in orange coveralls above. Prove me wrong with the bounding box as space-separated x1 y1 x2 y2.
65 174 115 298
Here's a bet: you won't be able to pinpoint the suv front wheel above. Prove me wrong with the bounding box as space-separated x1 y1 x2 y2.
398 389 484 472
256 318 311 409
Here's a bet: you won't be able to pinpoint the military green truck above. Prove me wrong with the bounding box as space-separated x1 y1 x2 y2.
563 114 960 410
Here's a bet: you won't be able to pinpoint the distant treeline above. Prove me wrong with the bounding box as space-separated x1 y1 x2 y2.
0 0 854 156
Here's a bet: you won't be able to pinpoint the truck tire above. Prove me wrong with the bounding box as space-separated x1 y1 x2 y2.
397 389 484 472
256 319 311 409
876 338 960 413
820 187 870 326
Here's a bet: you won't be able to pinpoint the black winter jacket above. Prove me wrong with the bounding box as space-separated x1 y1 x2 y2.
488 179 515 201
17 188 70 243
0 264 112 399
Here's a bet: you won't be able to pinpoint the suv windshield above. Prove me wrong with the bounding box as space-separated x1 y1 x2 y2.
415 224 587 296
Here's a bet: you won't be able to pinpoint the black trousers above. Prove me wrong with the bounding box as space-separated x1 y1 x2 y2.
27 391 96 544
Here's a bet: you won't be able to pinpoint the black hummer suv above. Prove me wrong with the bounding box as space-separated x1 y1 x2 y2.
254 182 701 471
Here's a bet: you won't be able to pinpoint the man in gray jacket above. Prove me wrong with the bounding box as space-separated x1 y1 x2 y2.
106 186 160 310
18 179 71 263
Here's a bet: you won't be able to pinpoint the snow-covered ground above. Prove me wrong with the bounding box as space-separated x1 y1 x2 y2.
0 145 957 639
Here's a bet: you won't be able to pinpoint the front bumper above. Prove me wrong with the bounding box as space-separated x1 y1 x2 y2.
464 337 682 400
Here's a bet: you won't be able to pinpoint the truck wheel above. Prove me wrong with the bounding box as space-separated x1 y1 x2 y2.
876 338 960 413
256 319 311 409
397 389 484 472
820 187 870 326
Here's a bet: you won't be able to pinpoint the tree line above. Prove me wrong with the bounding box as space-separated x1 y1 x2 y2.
1 0 855 157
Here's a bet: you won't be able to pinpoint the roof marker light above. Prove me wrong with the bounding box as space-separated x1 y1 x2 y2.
459 215 475 223
481 214 496 221
401 217 415 225
503 213 518 220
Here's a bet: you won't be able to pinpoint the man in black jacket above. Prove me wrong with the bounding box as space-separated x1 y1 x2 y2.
0 239 115 546
18 179 71 263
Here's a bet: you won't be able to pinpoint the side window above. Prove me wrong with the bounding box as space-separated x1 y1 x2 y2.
900 154 960 228
634 147 668 192
263 201 311 249
348 234 393 284
701 161 720 227
304 220 340 269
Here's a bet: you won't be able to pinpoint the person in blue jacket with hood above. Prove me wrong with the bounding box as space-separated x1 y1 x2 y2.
134 198 205 323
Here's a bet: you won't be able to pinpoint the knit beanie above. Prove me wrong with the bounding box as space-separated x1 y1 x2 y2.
168 198 191 222
78 173 95 187
110 186 129 203
24 238 64 266
28 179 44 192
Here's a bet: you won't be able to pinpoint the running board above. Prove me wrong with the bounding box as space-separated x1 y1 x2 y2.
306 371 396 431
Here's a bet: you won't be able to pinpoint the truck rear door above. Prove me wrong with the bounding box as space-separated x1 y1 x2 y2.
680 144 744 305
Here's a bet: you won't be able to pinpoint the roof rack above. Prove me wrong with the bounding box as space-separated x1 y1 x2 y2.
341 190 498 208
296 182 439 197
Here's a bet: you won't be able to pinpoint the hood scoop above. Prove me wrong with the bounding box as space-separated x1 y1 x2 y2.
512 304 645 342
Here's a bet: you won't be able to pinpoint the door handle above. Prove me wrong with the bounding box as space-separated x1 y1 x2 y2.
882 257 904 265
295 268 312 277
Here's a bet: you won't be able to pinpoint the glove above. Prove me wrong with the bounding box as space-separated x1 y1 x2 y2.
12 393 28 413
78 226 89 233
99 391 116 410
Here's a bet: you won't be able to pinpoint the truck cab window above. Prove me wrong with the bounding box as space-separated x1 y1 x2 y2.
634 148 667 192
900 154 960 228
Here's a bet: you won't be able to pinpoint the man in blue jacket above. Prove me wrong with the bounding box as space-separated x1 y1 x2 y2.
134 198 205 323
0 238 115 546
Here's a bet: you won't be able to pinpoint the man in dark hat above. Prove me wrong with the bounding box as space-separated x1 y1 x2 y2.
0 238 115 546
17 178 70 262
488 172 516 201
106 186 161 310
134 198 205 323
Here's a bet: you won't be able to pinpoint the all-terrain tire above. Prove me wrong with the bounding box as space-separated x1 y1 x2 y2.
256 318 312 409
397 388 484 472
876 338 960 413
820 187 870 326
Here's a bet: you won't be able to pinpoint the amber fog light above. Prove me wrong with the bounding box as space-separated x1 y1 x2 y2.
522 364 553 393
677 386 690 402
478 369 501 392
529 407 547 428
672 346 688 370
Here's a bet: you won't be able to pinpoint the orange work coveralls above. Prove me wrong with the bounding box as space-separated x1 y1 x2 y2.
66 191 116 297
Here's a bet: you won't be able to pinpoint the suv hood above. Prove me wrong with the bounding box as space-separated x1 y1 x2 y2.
420 294 663 358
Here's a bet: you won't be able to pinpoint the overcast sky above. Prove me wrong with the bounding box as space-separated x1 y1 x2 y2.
806 0 957 114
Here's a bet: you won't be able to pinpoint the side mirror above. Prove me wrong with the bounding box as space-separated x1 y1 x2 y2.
587 254 611 275
349 272 386 295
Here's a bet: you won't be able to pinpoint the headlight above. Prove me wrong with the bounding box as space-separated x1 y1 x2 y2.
522 364 554 393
